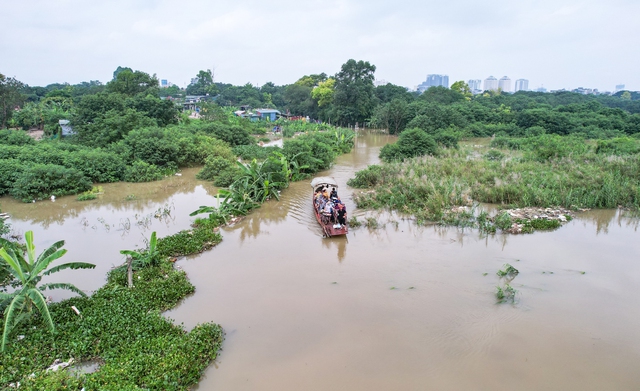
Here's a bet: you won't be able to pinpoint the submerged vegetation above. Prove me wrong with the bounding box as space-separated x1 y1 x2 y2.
495 263 519 303
349 134 640 230
0 220 225 389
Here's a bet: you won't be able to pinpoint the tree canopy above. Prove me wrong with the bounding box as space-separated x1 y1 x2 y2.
332 59 377 125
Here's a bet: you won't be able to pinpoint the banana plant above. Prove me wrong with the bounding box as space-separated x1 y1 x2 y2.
119 231 158 288
0 231 95 352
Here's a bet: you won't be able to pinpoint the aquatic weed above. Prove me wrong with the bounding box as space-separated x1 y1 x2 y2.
348 216 362 228
365 217 380 229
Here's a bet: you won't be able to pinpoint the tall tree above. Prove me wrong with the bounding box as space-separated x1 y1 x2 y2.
113 66 133 80
450 80 472 100
106 69 158 96
375 83 414 104
332 59 376 125
186 69 218 96
0 74 25 128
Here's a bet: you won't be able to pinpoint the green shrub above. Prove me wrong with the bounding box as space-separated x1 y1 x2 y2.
124 160 164 183
595 137 640 155
10 164 92 202
484 149 505 161
196 156 233 181
0 159 26 195
347 165 385 188
213 167 242 187
434 131 459 149
521 134 590 161
198 122 254 146
494 212 513 231
62 149 126 183
0 129 35 146
379 128 439 162
76 186 103 201
233 144 281 160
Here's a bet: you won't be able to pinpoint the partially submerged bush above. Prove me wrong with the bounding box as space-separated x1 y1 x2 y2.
124 160 164 182
10 164 92 202
379 128 439 162
76 186 103 201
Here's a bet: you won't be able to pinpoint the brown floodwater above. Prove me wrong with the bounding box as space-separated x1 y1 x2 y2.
2 132 640 390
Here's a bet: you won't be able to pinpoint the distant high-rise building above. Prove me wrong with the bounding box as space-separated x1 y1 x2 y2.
515 79 529 92
615 84 625 92
417 74 449 92
468 79 481 91
498 76 511 92
535 86 547 93
484 76 498 91
374 79 388 87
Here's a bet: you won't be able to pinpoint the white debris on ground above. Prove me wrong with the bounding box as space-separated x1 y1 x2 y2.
504 206 577 221
46 358 74 372
501 207 578 234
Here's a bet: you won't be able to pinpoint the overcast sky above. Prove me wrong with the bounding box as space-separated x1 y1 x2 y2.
2 0 638 92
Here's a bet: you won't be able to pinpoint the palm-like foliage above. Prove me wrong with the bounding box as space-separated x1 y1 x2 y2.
0 231 95 352
214 159 287 216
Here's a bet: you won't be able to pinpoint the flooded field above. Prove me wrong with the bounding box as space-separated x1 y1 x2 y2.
2 132 640 390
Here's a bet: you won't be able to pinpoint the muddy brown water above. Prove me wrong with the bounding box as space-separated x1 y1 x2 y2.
2 132 640 390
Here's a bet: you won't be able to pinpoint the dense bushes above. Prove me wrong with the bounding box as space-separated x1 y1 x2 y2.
124 160 164 182
0 159 25 195
0 129 35 146
379 89 640 140
196 122 254 146
10 164 92 201
0 122 246 200
596 137 640 155
379 128 439 162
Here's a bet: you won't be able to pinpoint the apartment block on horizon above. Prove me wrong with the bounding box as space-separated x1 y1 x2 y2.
515 79 529 92
417 74 449 92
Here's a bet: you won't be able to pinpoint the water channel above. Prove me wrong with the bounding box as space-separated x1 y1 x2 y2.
1 132 640 390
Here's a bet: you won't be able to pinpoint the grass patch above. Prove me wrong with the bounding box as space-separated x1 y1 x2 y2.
349 139 640 227
156 226 223 257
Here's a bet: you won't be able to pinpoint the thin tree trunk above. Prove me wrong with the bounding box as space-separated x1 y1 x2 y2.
127 257 133 288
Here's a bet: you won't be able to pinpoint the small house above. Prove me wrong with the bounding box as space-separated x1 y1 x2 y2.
59 120 75 136
254 109 281 121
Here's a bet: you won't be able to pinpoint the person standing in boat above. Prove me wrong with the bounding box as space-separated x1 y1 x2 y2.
334 200 346 226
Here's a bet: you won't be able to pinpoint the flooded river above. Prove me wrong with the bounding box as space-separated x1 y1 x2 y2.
2 132 640 390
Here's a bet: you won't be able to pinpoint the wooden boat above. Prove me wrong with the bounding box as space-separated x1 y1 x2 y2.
311 177 348 237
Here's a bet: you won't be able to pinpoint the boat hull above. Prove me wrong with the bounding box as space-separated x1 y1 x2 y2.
313 195 348 237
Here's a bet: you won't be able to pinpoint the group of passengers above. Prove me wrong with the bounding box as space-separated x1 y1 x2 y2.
314 186 347 228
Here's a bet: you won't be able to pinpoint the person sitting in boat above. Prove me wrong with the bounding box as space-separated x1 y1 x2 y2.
330 187 338 200
322 187 330 199
320 200 333 224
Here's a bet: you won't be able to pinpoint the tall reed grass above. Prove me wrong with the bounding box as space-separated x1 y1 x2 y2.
349 144 640 223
